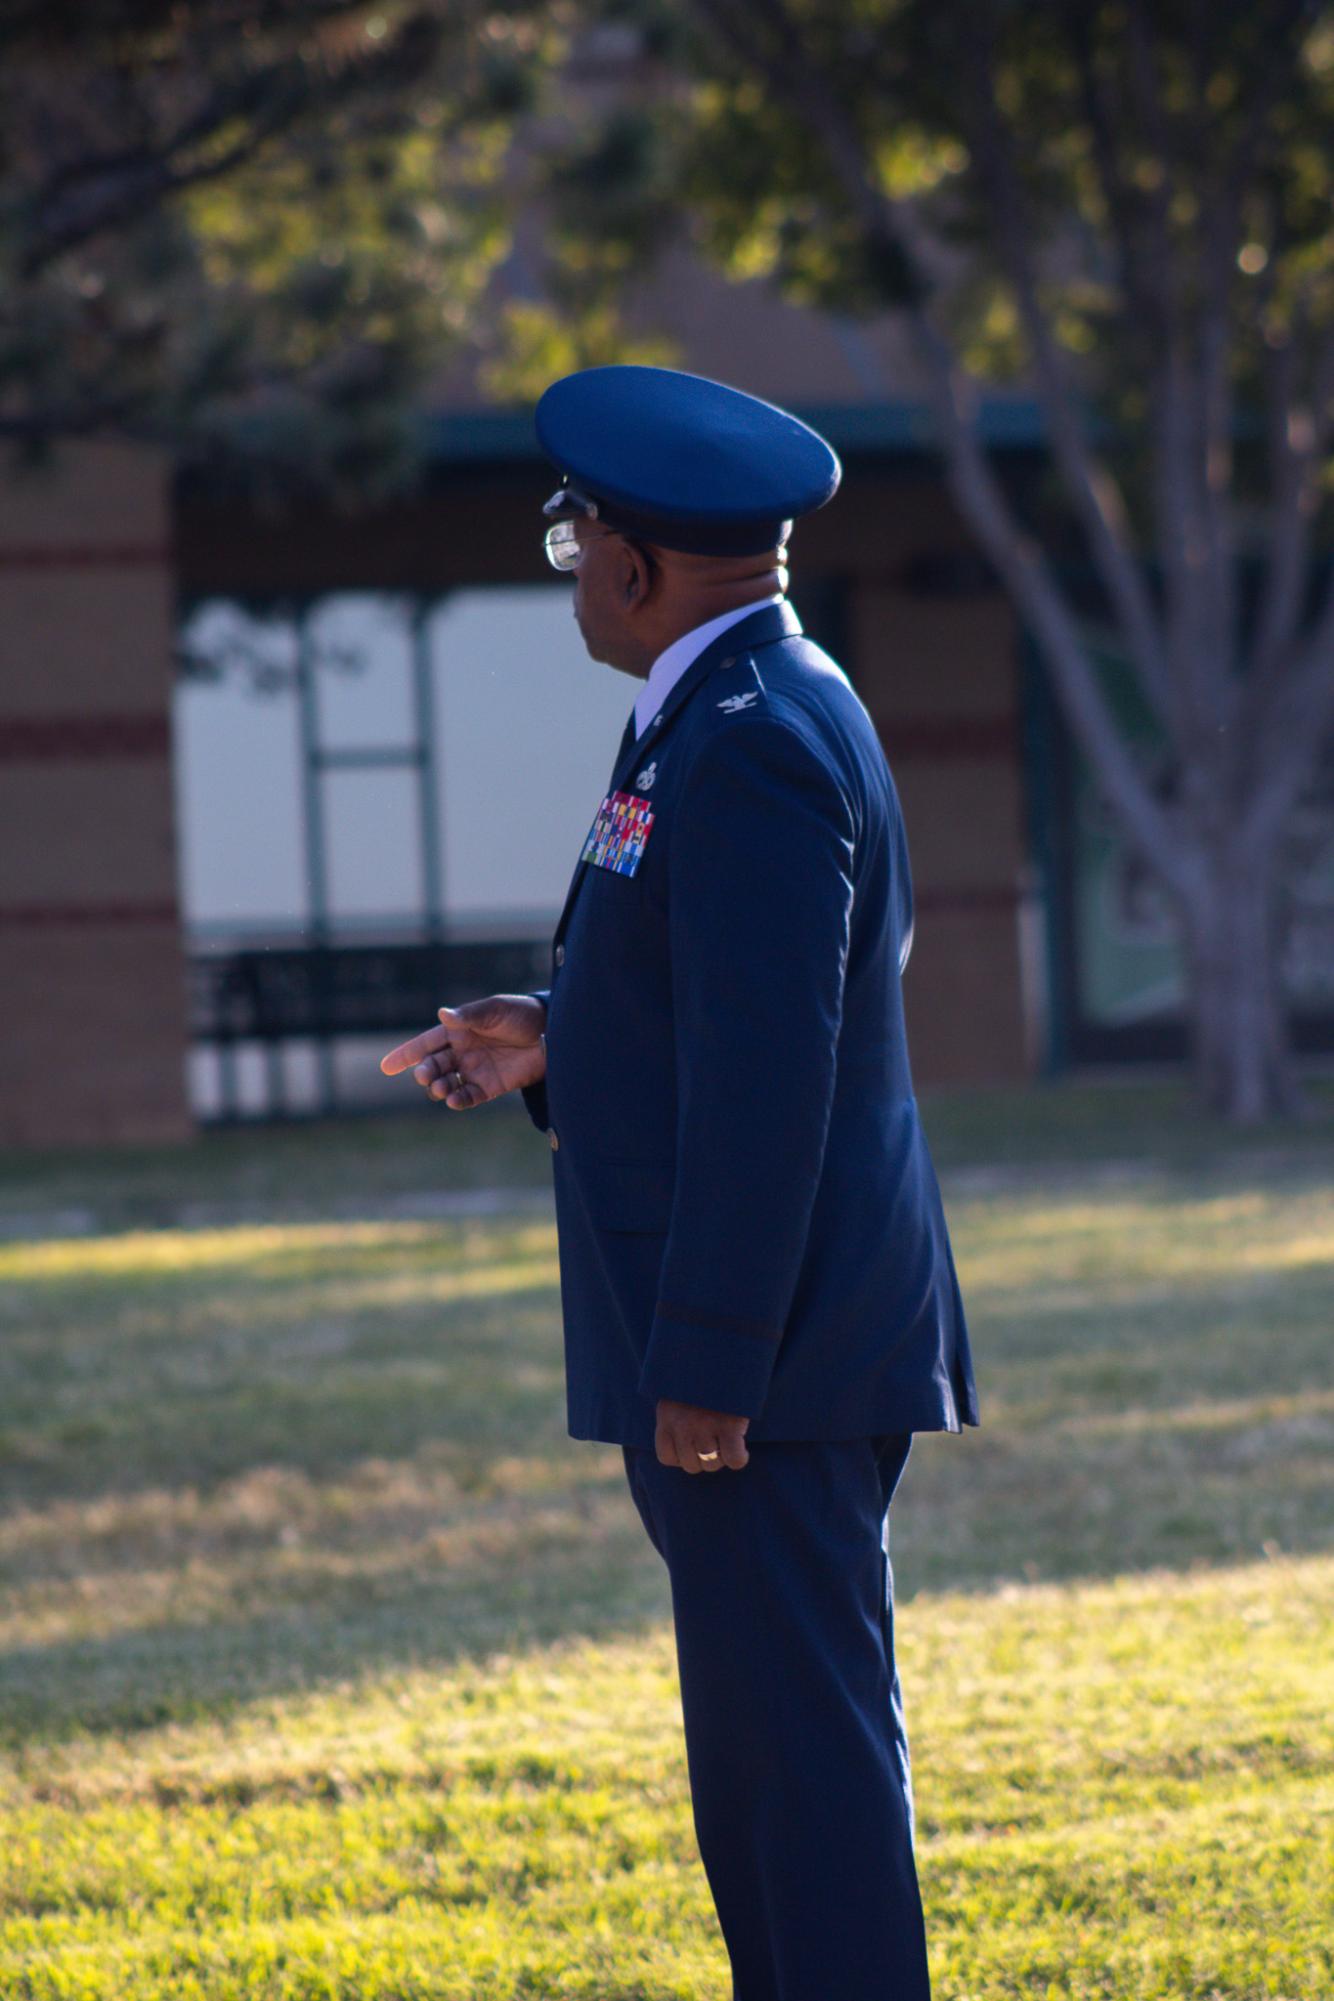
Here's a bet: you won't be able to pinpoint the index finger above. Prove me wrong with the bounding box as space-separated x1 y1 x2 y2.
380 1023 451 1076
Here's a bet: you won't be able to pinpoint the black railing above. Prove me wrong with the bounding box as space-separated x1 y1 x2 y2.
189 939 550 1119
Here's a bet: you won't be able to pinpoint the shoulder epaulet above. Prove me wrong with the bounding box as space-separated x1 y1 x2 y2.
710 650 768 721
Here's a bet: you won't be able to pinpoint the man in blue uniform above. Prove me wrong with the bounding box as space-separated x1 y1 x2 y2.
382 365 979 2001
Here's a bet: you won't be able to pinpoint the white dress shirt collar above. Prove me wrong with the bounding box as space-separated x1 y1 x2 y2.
633 595 783 741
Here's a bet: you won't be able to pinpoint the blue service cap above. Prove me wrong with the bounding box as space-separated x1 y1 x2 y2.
535 365 841 557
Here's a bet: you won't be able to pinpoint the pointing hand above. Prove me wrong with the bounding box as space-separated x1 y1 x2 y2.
380 993 548 1110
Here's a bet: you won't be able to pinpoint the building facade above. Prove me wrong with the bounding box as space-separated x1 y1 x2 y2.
6 405 1330 1148
0 444 191 1148
0 407 1042 1146
171 409 1040 1125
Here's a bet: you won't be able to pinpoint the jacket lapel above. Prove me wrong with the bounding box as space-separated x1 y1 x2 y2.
552 598 804 947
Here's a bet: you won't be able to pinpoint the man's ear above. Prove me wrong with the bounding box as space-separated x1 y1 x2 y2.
621 540 656 609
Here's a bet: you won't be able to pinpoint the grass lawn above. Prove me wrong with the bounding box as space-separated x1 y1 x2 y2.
0 1080 1331 1999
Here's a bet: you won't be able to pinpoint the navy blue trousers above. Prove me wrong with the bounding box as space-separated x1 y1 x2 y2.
623 1433 931 2001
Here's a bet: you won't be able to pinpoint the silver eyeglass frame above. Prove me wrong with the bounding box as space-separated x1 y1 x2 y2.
542 482 602 572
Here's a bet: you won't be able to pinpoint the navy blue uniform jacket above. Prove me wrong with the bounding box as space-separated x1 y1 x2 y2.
522 599 979 1449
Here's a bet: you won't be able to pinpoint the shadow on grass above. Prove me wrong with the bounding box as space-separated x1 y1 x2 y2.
4 1247 1330 1519
0 1234 570 1509
0 1512 669 1752
4 1377 1332 1756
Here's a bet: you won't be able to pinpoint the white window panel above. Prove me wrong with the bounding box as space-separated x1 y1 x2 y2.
173 602 307 933
430 585 631 930
322 767 424 926
309 592 416 752
277 1040 323 1115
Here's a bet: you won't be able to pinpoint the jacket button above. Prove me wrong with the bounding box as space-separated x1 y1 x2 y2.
554 943 565 967
549 1128 560 1150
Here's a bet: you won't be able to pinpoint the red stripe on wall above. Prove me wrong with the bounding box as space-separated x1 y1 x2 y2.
0 900 178 931
877 716 1016 761
0 543 169 571
0 715 170 761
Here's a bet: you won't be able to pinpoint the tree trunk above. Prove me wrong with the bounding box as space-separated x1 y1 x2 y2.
1177 845 1299 1124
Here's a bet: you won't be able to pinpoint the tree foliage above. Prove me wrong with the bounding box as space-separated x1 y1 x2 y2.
6 1 1333 1115
536 0 1334 1118
0 0 550 496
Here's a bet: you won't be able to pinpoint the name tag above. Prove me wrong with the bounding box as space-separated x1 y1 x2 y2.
581 789 655 877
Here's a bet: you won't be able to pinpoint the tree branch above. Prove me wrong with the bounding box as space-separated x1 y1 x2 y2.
1067 0 1223 758
1121 0 1189 340
1117 0 1234 771
904 307 1192 891
1249 315 1334 688
965 9 1176 743
1215 0 1318 213
1196 193 1240 719
1245 565 1334 850
1195 2 1313 734
16 10 445 277
688 0 1191 893
20 0 377 205
1064 4 1162 341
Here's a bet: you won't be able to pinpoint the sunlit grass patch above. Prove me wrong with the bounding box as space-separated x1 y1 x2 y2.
951 1181 1334 1295
0 1217 570 1519
0 1559 1329 2000
0 1216 558 1287
1 1100 1332 1997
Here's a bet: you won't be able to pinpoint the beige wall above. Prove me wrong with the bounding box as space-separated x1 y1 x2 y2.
850 585 1030 1086
0 443 190 1147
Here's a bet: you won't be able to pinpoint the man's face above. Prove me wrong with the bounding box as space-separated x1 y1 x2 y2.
570 521 644 673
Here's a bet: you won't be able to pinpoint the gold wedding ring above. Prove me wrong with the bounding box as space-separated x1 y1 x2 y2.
698 1449 720 1462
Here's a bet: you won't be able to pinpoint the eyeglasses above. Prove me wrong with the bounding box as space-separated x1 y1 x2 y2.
543 519 586 572
544 521 646 574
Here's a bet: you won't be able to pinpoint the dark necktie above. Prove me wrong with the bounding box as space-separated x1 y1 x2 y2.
612 708 638 778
